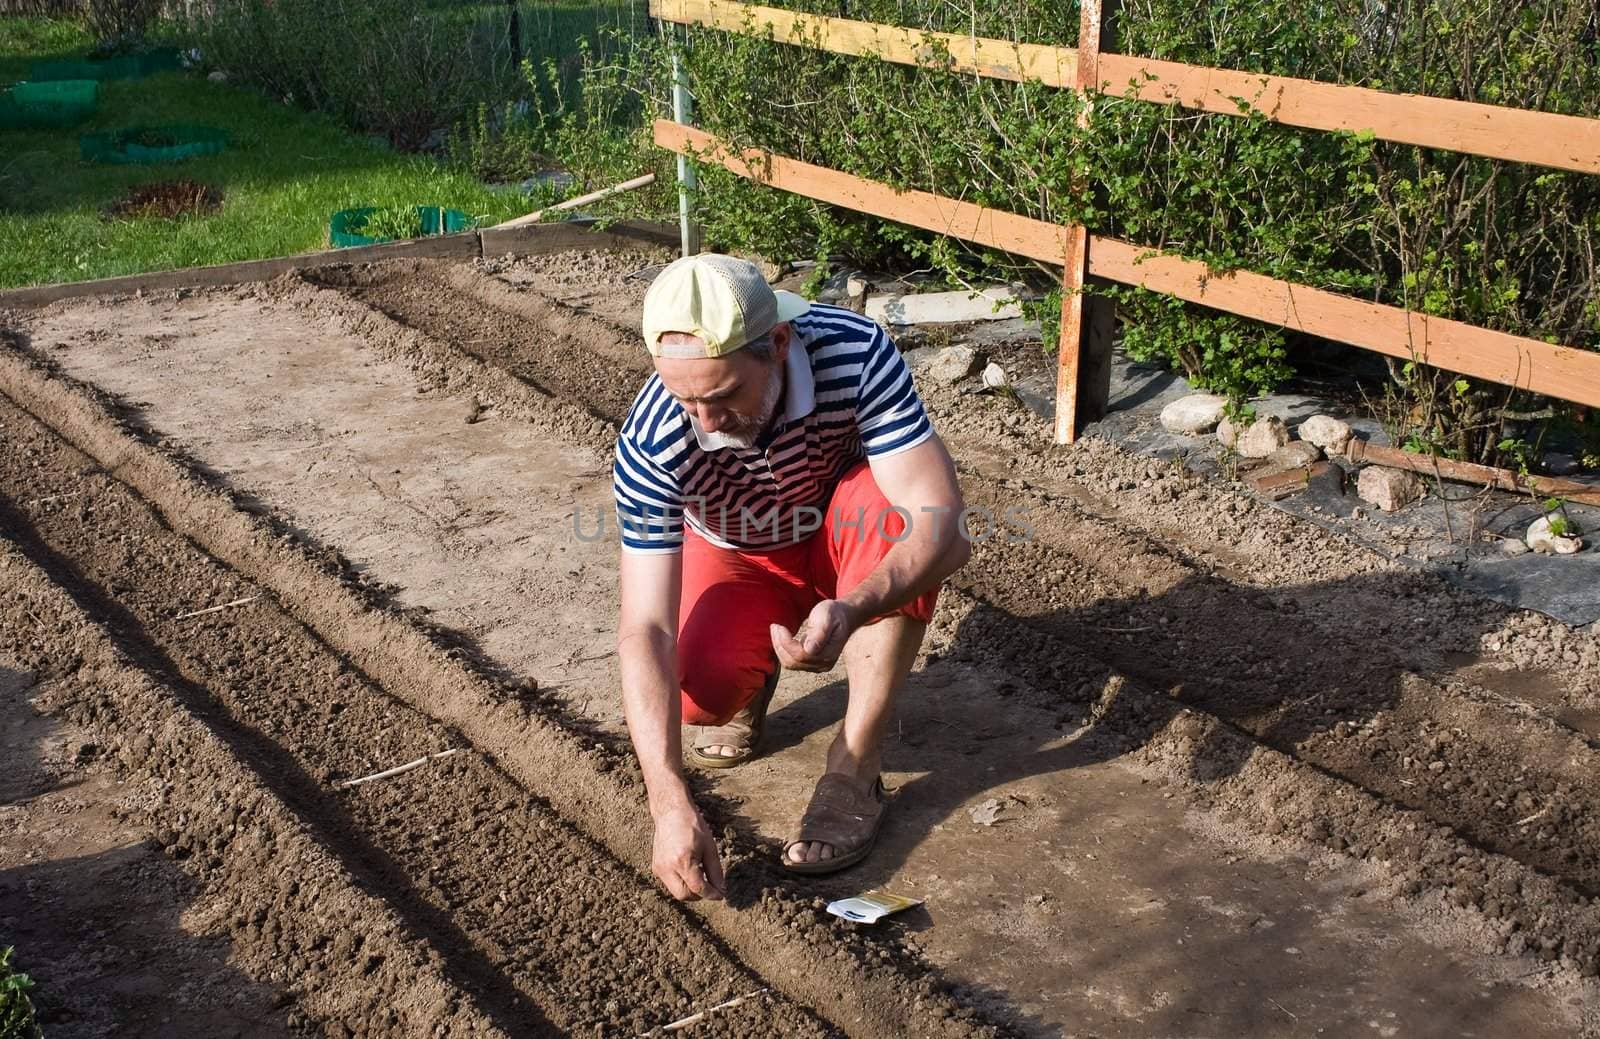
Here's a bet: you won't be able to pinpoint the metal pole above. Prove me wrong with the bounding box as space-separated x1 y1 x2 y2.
671 46 701 257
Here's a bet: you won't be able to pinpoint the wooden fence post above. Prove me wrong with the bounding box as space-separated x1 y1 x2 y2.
1054 0 1116 445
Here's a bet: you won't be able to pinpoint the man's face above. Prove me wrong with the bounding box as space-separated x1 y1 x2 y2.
655 326 789 448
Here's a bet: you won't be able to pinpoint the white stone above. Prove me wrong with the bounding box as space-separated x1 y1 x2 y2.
1299 414 1353 456
867 286 1023 326
1526 515 1584 555
1159 393 1228 435
1265 440 1322 470
845 275 871 299
1216 416 1240 449
1356 466 1424 512
1501 537 1531 557
924 346 981 385
981 362 1009 389
1236 416 1291 459
207 70 228 83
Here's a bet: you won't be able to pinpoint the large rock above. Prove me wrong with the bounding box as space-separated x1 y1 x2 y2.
1236 416 1290 459
1159 393 1229 435
1299 414 1353 456
1356 466 1423 512
1264 440 1322 470
1527 514 1584 555
924 346 981 385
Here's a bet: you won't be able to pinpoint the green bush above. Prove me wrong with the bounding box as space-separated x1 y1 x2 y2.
0 947 41 1039
559 0 1598 462
181 0 500 149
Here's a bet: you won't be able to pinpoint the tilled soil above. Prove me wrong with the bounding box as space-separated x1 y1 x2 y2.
7 253 1600 1034
323 259 1600 968
0 393 841 1038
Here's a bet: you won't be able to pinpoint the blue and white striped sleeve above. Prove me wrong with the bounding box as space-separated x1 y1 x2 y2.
613 432 685 554
855 327 934 457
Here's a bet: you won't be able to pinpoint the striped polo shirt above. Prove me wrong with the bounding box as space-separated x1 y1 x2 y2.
613 303 933 554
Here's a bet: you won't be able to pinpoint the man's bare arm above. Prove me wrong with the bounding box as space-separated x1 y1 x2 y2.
617 550 724 900
772 434 969 670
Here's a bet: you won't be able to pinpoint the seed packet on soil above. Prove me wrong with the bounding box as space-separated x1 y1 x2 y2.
825 889 923 924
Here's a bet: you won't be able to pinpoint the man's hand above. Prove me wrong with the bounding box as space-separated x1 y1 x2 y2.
771 599 856 672
652 803 726 902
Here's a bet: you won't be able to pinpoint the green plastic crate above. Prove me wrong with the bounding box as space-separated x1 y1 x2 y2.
80 125 229 165
31 47 183 82
330 206 474 248
0 80 99 130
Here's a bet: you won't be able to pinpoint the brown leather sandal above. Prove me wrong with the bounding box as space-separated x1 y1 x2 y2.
686 664 780 770
782 773 889 875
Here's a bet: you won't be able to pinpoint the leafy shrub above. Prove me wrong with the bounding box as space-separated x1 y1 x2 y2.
84 0 159 50
182 0 497 150
0 947 40 1039
558 0 1598 461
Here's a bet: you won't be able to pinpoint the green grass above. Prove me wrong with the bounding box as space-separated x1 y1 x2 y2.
0 15 88 81
0 17 531 289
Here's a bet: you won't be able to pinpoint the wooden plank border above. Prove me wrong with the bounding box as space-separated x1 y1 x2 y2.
651 0 1600 175
654 121 1600 409
651 0 1077 89
0 220 677 309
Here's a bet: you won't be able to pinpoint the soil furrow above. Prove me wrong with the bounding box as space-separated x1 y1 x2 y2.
303 262 647 428
935 587 1600 971
0 542 510 1038
0 325 1002 1039
0 391 837 1038
953 474 1600 905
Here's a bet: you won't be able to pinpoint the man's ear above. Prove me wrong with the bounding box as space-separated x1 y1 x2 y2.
771 322 793 364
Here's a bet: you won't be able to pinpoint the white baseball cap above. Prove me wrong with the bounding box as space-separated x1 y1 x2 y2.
642 253 810 359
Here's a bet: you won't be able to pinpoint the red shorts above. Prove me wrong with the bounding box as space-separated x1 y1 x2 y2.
678 461 940 725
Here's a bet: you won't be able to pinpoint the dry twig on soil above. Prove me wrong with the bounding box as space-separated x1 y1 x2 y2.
175 595 261 620
338 748 461 789
644 988 769 1035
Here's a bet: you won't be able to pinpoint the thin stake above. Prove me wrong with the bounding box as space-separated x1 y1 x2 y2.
338 748 461 789
175 595 261 621
644 988 768 1035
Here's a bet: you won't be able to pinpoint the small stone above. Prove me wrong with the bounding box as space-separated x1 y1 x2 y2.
1298 414 1353 456
845 275 871 299
207 70 228 83
1216 416 1240 449
1527 514 1583 555
1236 416 1290 459
1159 393 1228 435
981 362 1009 389
1501 538 1531 557
1264 440 1322 470
924 346 981 385
1356 466 1424 512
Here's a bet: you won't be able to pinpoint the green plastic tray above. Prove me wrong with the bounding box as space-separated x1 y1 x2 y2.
330 206 473 247
0 79 100 129
31 47 183 82
80 125 229 165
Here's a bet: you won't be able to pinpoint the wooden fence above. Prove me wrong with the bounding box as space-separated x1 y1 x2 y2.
650 0 1600 443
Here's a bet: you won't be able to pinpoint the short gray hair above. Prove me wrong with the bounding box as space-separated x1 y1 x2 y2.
740 322 788 361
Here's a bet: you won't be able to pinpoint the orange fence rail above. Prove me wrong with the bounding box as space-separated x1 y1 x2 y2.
650 0 1600 441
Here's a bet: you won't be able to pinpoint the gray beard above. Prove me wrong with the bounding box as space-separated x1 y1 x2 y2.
717 367 785 449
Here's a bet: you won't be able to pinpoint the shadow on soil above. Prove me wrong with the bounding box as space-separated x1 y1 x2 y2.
0 506 561 1037
726 563 1576 1033
0 664 288 1038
